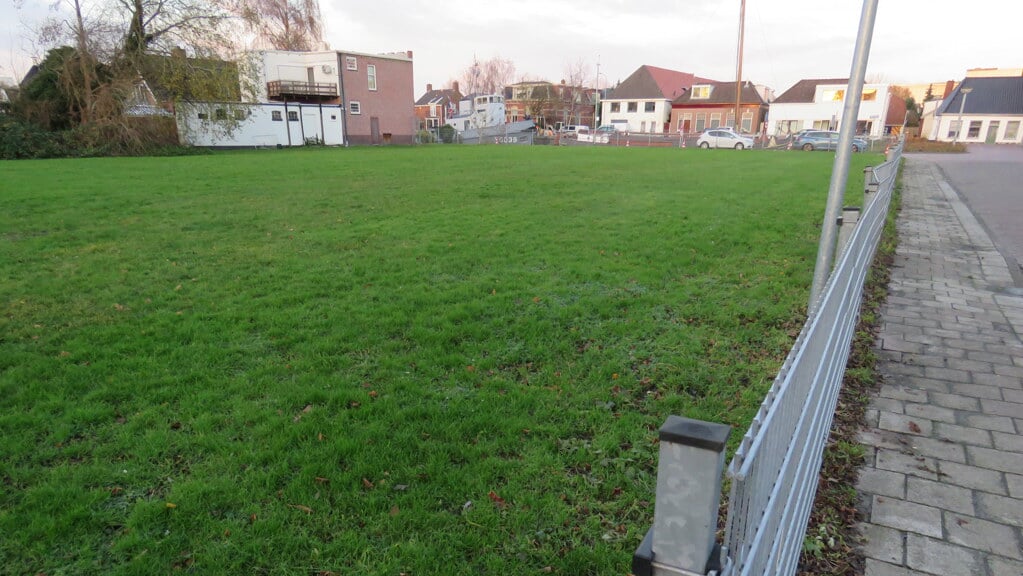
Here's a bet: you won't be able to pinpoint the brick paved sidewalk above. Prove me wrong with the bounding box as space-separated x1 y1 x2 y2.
856 157 1023 576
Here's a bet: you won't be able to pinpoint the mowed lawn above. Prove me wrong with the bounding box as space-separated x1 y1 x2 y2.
0 146 878 575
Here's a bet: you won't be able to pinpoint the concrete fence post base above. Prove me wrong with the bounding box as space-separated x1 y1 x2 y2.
632 416 731 576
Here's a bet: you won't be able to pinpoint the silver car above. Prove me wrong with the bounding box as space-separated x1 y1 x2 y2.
697 129 754 150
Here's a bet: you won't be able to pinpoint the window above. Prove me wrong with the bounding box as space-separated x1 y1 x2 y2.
813 120 830 130
967 120 982 138
1005 121 1021 140
197 112 208 120
644 101 655 112
741 113 753 132
640 121 646 132
861 89 877 101
272 110 282 121
346 56 357 71
287 111 298 121
710 113 721 128
695 113 706 132
856 120 872 135
691 85 711 99
948 120 961 139
822 89 845 101
610 102 620 113
627 102 638 113
367 64 377 91
427 118 439 128
349 101 361 115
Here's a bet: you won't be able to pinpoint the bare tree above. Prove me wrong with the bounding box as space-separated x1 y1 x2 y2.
233 0 326 51
459 56 514 95
560 58 592 126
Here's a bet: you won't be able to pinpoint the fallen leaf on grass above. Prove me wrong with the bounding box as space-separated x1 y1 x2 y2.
249 514 257 524
317 432 324 441
368 390 378 398
389 505 399 516
165 502 177 509
315 477 330 485
293 404 313 422
289 504 313 514
362 478 375 490
488 490 507 508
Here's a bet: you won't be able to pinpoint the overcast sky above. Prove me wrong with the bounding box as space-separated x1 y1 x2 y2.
3 0 1021 95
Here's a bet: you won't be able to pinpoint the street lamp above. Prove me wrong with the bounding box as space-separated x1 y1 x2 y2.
952 86 972 145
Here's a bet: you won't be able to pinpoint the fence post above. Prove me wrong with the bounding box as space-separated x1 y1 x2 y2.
633 416 731 576
863 166 878 208
837 207 861 258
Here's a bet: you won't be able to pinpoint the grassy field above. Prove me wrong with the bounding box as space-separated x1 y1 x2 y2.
0 146 879 575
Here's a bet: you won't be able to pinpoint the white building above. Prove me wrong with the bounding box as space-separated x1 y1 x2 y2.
600 65 713 134
931 72 1023 144
177 102 344 147
446 93 506 133
767 78 896 139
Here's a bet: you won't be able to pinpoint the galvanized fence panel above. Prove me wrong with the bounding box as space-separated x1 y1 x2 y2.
721 144 902 576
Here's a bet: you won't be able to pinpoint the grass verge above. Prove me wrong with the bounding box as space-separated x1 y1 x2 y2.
1 146 879 575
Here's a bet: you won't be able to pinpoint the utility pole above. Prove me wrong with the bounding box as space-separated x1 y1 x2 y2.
735 0 746 131
808 0 880 311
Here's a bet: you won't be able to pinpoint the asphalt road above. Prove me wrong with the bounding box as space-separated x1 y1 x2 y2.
907 144 1023 286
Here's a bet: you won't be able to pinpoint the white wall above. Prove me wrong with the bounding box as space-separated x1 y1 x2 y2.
933 114 1023 144
177 102 344 147
767 83 891 138
600 100 670 133
247 50 339 102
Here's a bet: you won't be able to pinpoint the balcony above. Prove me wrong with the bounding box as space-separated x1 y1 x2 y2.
266 80 338 102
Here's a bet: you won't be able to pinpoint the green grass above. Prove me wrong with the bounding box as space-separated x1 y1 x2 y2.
0 146 879 575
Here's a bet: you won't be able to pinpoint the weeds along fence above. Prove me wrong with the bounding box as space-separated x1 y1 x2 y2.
632 141 903 576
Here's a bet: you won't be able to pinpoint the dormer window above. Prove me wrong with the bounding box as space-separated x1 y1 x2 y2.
691 85 712 99
821 88 845 102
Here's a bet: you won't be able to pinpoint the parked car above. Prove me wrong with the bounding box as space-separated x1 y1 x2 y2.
595 125 618 135
559 125 585 135
696 129 754 150
793 130 868 152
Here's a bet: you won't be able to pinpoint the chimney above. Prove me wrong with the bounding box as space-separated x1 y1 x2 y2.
452 81 459 94
427 83 433 92
943 80 955 99
407 50 413 59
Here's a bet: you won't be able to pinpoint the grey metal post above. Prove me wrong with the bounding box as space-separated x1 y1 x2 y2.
837 207 861 258
808 0 880 312
863 166 878 208
633 416 731 576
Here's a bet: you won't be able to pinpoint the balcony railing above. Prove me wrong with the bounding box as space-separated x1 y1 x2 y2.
266 80 338 101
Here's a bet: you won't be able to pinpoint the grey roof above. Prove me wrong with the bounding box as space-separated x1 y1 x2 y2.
938 76 1023 115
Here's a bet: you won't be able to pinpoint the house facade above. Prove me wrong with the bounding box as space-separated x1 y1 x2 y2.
766 78 897 139
669 80 768 134
504 80 596 129
251 49 415 145
414 82 462 133
932 73 1023 144
600 65 716 134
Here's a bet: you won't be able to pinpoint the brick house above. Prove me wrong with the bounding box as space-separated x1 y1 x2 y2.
669 80 768 134
253 49 416 145
504 80 596 129
600 65 718 134
414 82 462 133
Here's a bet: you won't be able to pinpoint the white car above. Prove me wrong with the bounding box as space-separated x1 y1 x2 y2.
697 129 754 150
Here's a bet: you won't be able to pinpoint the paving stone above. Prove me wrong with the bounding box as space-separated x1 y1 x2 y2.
946 358 998 373
871 496 942 537
972 372 1023 389
989 555 1023 576
926 391 980 412
903 376 952 394
906 436 967 463
864 558 929 576
937 460 1007 495
969 446 1023 474
858 467 907 499
905 403 957 424
871 397 907 414
859 522 905 564
933 422 993 447
968 350 1018 366
993 431 1023 453
876 448 939 480
963 413 1017 433
880 385 929 403
906 477 974 515
905 533 983 575
994 364 1023 379
944 511 1023 559
981 398 1023 418
879 412 932 437
923 366 971 384
1004 389 1023 404
860 428 917 452
950 383 1006 400
1007 474 1023 498
977 492 1023 527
